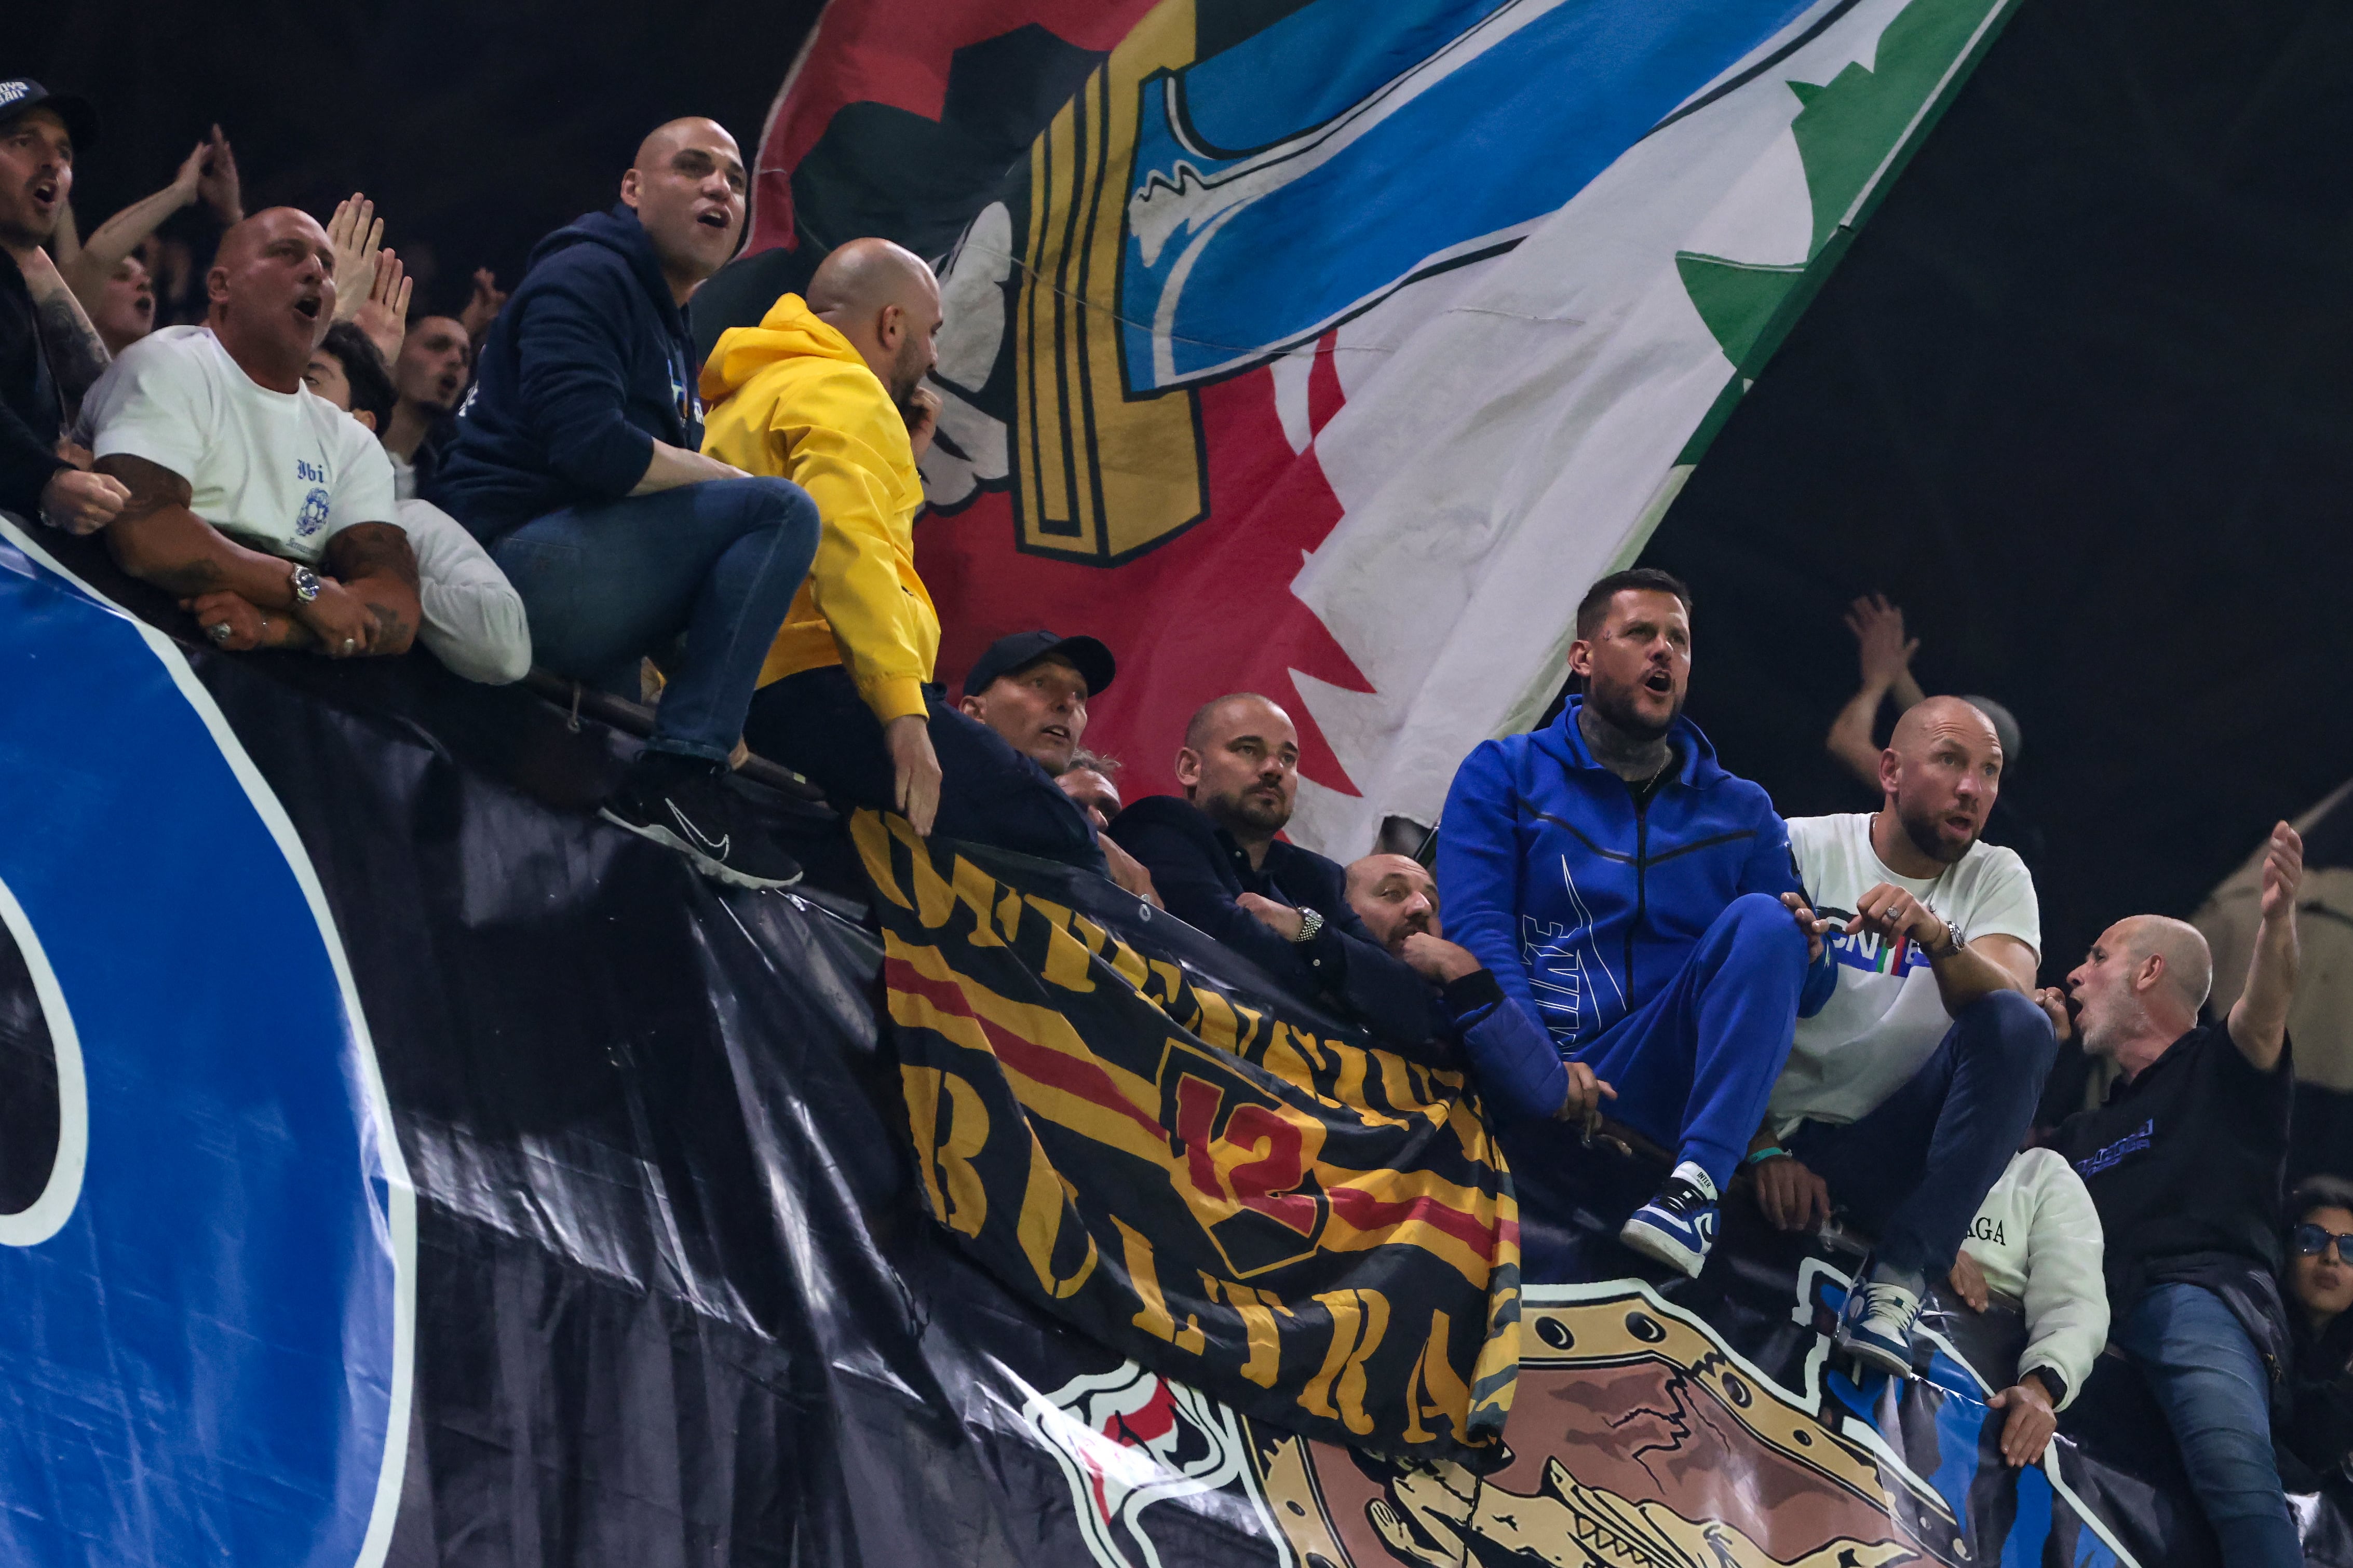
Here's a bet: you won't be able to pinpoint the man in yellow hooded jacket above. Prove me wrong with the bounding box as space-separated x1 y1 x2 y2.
700 237 1105 871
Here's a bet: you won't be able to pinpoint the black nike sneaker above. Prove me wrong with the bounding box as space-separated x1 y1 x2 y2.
598 750 803 890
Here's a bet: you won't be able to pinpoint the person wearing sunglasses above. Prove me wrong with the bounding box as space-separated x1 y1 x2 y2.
2278 1175 2353 1497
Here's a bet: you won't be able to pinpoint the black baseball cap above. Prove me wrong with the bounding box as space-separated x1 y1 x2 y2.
0 81 100 151
963 630 1116 701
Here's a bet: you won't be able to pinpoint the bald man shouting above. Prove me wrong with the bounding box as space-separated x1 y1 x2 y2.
2044 826 2307 1567
75 207 419 661
1763 696 2055 1377
434 118 821 891
700 241 1102 873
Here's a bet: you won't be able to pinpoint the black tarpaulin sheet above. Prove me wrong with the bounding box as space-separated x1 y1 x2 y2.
3 515 2350 1567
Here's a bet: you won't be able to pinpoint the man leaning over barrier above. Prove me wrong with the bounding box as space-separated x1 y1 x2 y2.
69 207 421 667
431 117 821 891
1435 567 1821 1280
700 241 1108 878
2044 825 2306 1568
1760 697 2056 1374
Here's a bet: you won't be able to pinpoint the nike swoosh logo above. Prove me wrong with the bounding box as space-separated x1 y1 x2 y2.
668 800 729 858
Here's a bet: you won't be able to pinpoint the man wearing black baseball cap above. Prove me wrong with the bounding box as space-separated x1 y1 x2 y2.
957 629 1114 776
2 79 126 533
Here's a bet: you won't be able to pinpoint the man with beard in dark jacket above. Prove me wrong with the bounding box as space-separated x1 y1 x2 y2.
432 118 820 891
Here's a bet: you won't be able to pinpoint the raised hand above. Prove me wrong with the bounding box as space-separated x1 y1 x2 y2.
353 249 411 367
169 139 210 205
2032 985 2074 1044
2259 821 2304 924
327 195 385 323
459 267 507 342
1845 593 1919 691
196 126 242 225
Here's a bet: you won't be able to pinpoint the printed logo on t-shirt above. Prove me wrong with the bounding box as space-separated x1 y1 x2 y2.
2072 1117 2154 1178
1965 1215 2007 1246
295 486 332 538
1817 906 1925 979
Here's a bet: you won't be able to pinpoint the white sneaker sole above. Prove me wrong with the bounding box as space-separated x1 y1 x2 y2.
1618 1215 1708 1279
599 808 803 891
1835 1325 1915 1379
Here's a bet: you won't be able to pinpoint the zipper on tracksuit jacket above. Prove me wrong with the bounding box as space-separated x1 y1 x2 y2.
1627 792 1649 1017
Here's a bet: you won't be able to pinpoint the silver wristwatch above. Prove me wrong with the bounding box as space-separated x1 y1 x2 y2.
287 564 322 603
1291 907 1325 944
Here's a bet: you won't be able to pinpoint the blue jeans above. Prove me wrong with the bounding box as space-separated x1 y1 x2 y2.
2117 1282 2301 1567
1566 892 1808 1192
493 479 819 762
1789 989 2056 1277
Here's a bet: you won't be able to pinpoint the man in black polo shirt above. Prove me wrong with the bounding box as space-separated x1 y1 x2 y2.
1108 692 1444 1052
2042 821 2305 1568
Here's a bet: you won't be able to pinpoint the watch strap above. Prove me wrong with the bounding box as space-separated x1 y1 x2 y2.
1291 907 1324 944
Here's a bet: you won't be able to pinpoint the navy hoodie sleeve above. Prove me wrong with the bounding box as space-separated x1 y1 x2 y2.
513 257 658 499
1303 881 1452 1054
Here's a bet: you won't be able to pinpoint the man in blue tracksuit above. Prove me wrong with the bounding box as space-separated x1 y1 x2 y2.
432 117 820 891
1437 567 1826 1278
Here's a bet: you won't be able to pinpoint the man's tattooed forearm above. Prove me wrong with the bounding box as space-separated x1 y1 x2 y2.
33 292 112 407
367 604 412 648
149 558 227 595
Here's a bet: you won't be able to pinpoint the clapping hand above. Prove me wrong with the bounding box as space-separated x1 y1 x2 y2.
2258 821 2304 924
196 126 242 225
1845 593 1918 691
327 195 386 323
353 249 412 367
459 267 507 342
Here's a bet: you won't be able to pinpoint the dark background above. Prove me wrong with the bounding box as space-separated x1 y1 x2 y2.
22 0 2352 1125
1643 0 2353 1019
16 0 821 316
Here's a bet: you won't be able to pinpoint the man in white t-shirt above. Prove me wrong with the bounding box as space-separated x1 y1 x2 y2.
1759 697 2057 1377
64 207 418 660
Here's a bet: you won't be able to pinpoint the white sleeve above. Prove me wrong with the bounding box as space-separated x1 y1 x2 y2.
2017 1151 2106 1409
326 425 399 542
84 340 208 482
396 500 532 685
1966 846 2041 958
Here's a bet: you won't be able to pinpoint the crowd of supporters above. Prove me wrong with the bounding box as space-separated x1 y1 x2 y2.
3 78 2346 1560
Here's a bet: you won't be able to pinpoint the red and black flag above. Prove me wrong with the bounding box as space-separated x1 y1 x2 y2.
853 811 1520 1457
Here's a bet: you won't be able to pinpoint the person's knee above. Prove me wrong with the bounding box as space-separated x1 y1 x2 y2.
1720 892 1807 966
1960 987 2057 1074
705 475 821 537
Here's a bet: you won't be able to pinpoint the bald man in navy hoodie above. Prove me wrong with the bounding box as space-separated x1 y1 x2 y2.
435 117 820 891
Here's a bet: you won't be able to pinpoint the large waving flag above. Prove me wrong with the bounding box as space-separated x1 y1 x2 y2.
751 0 2020 849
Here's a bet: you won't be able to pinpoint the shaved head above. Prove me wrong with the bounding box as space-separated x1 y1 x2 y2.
1346 854 1441 954
2115 915 2214 1013
619 116 745 297
207 207 337 390
1879 694 2005 866
807 238 943 414
1176 693 1299 851
1890 694 2000 757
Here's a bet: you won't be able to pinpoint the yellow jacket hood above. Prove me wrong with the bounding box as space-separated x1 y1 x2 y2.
699 293 873 399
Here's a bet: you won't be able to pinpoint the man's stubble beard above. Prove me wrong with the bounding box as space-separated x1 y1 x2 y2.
1586 672 1680 744
1204 784 1290 840
1896 792 1976 866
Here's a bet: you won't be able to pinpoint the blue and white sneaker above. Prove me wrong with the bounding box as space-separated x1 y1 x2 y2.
1618 1162 1720 1278
1836 1272 1924 1378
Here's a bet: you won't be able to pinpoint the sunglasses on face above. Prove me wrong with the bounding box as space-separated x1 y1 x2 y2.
2292 1222 2353 1259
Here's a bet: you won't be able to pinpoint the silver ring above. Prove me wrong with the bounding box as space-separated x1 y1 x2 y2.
340 637 357 653
207 622 233 644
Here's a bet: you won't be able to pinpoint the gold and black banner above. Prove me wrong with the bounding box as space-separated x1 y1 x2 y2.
853 811 1520 1457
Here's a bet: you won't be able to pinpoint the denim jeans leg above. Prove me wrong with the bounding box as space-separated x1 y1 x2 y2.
648 478 820 760
492 478 819 762
2118 1283 2302 1568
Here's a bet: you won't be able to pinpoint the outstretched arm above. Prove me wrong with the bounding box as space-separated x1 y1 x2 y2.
2227 821 2304 1072
59 137 208 308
